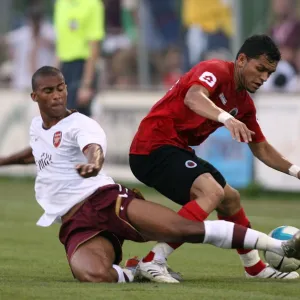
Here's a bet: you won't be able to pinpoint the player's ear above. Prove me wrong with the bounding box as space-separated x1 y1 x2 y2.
31 92 38 102
65 84 68 96
237 53 247 67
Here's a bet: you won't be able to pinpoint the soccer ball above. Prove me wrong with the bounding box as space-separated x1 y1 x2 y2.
264 226 300 272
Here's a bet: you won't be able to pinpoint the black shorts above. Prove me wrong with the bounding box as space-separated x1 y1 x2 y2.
129 145 226 205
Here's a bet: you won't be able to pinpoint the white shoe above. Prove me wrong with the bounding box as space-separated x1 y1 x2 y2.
245 265 299 279
122 267 135 282
166 265 183 282
137 260 180 283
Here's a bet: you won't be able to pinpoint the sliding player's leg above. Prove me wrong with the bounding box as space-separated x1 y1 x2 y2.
58 184 145 283
70 235 133 283
126 198 300 282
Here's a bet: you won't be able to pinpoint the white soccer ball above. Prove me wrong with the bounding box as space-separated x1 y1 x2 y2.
264 225 300 272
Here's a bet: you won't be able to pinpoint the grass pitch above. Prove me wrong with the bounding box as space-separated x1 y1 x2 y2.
0 178 300 300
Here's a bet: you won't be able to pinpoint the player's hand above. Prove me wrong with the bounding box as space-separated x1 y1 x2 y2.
75 163 100 178
224 118 255 143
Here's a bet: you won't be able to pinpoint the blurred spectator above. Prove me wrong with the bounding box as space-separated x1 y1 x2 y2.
295 47 300 74
2 5 55 91
54 0 105 116
141 0 182 86
101 0 136 87
260 60 298 93
182 0 233 71
122 0 138 42
269 0 300 66
162 46 182 88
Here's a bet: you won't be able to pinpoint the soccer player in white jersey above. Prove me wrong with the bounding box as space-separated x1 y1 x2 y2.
1 66 300 283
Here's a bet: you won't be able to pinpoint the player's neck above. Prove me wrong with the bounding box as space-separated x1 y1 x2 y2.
233 64 244 91
41 109 72 129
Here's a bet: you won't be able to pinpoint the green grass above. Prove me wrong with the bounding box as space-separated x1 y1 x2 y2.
1 178 300 300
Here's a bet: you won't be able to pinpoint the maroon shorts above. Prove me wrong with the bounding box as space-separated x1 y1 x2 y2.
59 184 147 265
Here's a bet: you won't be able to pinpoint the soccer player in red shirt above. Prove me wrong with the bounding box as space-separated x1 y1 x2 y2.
129 35 300 282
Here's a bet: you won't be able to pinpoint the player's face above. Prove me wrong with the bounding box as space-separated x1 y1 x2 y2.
31 74 68 118
237 54 278 93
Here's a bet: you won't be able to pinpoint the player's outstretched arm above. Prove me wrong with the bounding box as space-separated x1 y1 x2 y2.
0 147 34 166
184 85 255 143
76 144 104 178
249 141 300 179
184 85 227 121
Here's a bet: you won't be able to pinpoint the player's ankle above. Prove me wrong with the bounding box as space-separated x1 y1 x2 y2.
152 243 174 259
142 250 168 263
239 249 261 266
142 251 155 263
244 260 266 276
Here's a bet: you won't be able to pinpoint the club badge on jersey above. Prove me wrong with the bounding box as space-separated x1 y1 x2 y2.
185 160 197 168
229 108 239 117
53 131 62 148
199 72 217 87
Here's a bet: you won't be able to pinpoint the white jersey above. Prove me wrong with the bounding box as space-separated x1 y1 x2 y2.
29 112 115 227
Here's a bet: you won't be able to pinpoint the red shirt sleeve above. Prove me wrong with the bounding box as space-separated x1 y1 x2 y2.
240 95 266 143
186 60 230 94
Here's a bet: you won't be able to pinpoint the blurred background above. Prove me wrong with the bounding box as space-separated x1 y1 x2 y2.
2 2 300 296
1 0 300 192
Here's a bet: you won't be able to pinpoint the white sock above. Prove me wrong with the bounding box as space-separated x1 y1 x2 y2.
239 250 261 267
203 220 284 256
236 227 284 257
255 233 284 256
204 221 262 267
112 264 132 283
203 220 234 248
151 243 174 262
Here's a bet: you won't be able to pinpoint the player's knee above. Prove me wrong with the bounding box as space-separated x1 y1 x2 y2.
217 187 241 215
193 174 225 205
207 185 225 207
77 268 113 283
231 188 241 203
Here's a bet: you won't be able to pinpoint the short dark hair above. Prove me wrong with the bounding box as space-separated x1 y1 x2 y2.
236 34 281 62
31 66 63 91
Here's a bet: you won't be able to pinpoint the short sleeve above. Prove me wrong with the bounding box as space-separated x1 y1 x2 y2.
29 117 41 147
240 96 266 143
29 119 35 140
73 117 107 155
86 0 105 41
186 61 229 94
